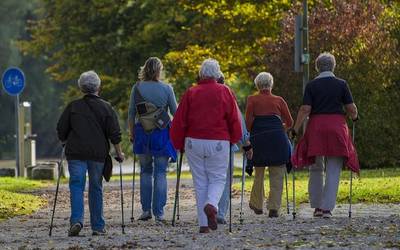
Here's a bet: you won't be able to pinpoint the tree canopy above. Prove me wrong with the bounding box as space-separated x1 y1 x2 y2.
17 0 400 166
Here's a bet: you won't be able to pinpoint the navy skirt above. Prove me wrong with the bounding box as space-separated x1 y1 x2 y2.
250 115 290 167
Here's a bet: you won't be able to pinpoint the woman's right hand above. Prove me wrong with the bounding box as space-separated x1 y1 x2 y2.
245 148 253 160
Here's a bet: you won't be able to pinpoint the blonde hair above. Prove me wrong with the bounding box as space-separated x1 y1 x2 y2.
138 57 163 81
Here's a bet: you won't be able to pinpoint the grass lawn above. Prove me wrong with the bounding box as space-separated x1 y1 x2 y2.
109 168 244 182
233 167 400 205
0 177 50 220
110 167 400 204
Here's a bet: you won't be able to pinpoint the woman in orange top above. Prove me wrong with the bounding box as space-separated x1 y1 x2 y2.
245 72 293 218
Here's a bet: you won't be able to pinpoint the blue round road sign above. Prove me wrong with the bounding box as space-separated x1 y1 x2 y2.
2 67 25 96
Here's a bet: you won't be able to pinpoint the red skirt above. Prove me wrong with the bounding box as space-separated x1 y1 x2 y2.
291 114 360 173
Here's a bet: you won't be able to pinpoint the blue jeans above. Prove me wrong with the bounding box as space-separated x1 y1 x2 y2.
139 155 169 217
217 149 235 220
68 160 105 231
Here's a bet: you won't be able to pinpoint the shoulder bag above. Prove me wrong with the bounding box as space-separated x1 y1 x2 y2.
134 82 170 132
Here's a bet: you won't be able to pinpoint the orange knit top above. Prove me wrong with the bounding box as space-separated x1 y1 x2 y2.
245 89 293 131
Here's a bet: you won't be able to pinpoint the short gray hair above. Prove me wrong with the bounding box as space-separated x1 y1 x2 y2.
78 70 101 94
315 52 336 72
199 58 223 80
254 72 274 90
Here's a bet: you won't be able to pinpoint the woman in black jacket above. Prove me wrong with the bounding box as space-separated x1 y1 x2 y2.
57 70 124 236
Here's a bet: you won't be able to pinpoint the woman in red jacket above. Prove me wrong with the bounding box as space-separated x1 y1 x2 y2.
170 59 242 233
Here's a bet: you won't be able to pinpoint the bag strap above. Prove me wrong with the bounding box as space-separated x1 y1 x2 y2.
134 82 167 111
83 97 109 150
134 82 146 104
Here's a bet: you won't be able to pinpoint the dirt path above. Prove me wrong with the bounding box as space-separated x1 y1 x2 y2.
0 180 399 249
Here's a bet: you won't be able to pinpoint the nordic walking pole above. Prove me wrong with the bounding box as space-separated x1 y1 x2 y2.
292 167 296 220
49 146 65 236
285 171 290 214
130 154 136 222
176 158 180 221
291 138 296 220
172 151 183 226
115 157 126 234
349 122 355 218
239 152 246 225
229 145 233 233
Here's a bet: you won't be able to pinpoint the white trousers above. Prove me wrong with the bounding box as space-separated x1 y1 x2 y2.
185 137 230 227
309 156 343 211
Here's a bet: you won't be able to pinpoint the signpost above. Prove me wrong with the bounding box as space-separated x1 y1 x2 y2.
2 67 25 177
294 0 310 91
294 0 310 134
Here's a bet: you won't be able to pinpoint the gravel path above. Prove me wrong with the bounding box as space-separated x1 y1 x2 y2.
0 180 399 249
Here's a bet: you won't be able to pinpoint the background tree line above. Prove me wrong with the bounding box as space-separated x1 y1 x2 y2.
1 0 398 167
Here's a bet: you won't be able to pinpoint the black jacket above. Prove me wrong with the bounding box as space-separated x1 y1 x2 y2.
57 94 122 162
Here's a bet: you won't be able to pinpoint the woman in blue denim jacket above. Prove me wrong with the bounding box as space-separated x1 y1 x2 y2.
128 57 178 222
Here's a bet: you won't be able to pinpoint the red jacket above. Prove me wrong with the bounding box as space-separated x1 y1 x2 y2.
170 79 242 150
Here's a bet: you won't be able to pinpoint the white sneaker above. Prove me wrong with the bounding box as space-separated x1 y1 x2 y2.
155 215 166 223
322 210 332 218
138 211 152 221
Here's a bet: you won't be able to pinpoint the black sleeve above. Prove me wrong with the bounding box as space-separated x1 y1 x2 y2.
342 82 354 105
302 83 313 105
106 106 122 145
56 103 71 142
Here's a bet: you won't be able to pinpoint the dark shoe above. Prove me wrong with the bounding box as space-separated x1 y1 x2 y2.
322 210 332 218
313 208 323 217
68 222 82 237
92 229 107 236
199 226 210 233
204 204 218 230
138 211 152 221
217 217 227 224
249 203 263 215
268 209 279 218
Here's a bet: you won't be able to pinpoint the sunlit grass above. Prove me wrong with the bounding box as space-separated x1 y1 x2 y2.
233 168 400 205
0 177 49 220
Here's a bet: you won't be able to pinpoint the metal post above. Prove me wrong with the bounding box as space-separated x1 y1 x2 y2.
15 95 20 177
302 0 309 93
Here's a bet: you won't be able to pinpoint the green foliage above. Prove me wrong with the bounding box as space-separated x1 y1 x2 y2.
233 167 400 205
0 177 49 220
262 0 400 167
19 0 400 167
19 0 186 120
0 0 64 159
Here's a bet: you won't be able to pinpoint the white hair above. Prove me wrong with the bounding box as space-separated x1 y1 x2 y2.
199 58 223 80
78 70 101 94
315 52 336 72
254 72 274 90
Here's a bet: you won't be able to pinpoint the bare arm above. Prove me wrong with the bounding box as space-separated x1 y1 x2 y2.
293 105 312 133
128 120 135 142
345 103 358 120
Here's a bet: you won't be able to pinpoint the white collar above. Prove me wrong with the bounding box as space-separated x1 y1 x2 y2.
315 71 335 79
